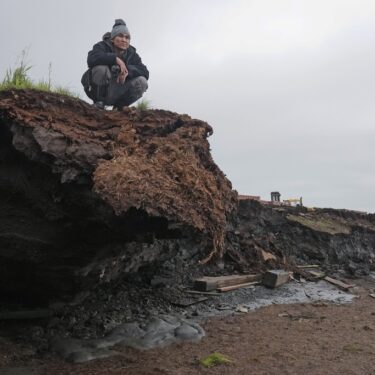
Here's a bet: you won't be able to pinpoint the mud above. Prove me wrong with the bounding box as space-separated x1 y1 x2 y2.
49 280 353 363
2 281 374 375
51 315 204 363
0 279 355 365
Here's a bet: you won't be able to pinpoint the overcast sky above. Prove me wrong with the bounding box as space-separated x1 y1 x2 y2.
1 0 374 212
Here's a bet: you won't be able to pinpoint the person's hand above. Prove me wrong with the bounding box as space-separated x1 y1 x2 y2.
116 57 128 84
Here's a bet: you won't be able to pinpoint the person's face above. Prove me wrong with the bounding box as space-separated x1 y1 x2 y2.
112 33 130 50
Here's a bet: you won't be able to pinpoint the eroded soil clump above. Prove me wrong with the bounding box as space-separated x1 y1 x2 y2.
0 89 237 305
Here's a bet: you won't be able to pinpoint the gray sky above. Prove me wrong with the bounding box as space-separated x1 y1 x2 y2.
1 0 374 212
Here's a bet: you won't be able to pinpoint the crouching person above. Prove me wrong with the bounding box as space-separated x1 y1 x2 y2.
81 19 149 110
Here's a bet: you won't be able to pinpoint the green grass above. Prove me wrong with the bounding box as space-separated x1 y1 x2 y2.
136 98 151 111
287 214 351 235
0 50 79 98
200 352 233 368
343 344 364 353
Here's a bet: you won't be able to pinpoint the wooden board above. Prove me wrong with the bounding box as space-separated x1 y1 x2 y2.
324 276 354 291
308 270 326 279
185 290 222 296
262 270 290 288
194 274 262 292
169 297 208 307
217 281 260 293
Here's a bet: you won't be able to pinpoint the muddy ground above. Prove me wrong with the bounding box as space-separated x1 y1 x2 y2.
1 276 375 375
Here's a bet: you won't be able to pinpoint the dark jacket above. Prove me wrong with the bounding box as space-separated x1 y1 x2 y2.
87 32 149 80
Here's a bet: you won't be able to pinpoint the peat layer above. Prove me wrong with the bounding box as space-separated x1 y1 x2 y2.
0 89 236 305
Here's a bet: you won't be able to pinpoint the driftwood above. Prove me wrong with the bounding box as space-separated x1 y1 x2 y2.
194 274 262 291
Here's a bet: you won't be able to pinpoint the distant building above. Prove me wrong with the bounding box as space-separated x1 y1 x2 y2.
283 197 303 207
238 195 261 201
271 191 281 203
239 191 304 207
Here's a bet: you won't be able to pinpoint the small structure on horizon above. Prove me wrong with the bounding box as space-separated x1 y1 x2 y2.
271 191 281 203
239 192 304 207
283 197 303 207
238 194 261 201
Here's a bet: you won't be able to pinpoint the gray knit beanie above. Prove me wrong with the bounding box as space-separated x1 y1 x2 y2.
111 19 130 39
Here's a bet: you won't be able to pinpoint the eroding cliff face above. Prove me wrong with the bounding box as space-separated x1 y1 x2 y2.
231 200 375 276
1 89 374 308
0 89 237 304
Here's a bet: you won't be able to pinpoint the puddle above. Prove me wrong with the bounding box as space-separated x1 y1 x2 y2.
51 315 204 363
50 280 354 363
191 280 355 318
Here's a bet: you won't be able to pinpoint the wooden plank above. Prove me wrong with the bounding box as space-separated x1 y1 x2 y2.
217 281 260 293
308 270 326 279
217 274 262 288
169 297 208 307
193 278 218 292
185 290 222 296
263 270 290 288
297 265 320 269
324 276 354 291
194 274 262 292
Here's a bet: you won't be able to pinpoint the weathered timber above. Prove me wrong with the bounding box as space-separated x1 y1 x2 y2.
184 290 222 296
194 274 262 292
217 281 260 293
308 270 326 279
324 276 354 291
169 297 208 307
262 270 290 288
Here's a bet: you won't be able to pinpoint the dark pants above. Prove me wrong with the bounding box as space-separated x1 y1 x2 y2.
83 65 148 107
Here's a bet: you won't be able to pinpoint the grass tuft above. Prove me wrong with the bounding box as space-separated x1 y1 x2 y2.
343 344 364 353
286 214 351 235
0 49 79 98
200 352 233 368
136 98 151 111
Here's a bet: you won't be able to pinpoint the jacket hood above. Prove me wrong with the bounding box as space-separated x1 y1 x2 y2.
102 32 111 42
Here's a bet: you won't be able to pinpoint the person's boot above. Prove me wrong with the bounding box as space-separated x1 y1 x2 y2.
93 101 105 109
93 85 108 109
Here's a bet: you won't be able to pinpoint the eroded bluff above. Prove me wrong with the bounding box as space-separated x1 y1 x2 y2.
229 200 375 277
0 89 237 304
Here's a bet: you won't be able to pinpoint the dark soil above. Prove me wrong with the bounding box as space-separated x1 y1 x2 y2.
1 90 375 374
1 278 375 375
0 89 236 303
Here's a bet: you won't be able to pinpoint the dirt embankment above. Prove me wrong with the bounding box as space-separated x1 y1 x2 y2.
0 89 237 304
230 200 375 276
0 89 374 310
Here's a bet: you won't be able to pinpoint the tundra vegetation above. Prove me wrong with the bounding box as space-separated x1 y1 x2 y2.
0 49 79 98
200 352 233 368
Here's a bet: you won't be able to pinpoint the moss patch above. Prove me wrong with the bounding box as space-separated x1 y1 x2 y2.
200 352 233 368
287 214 351 235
